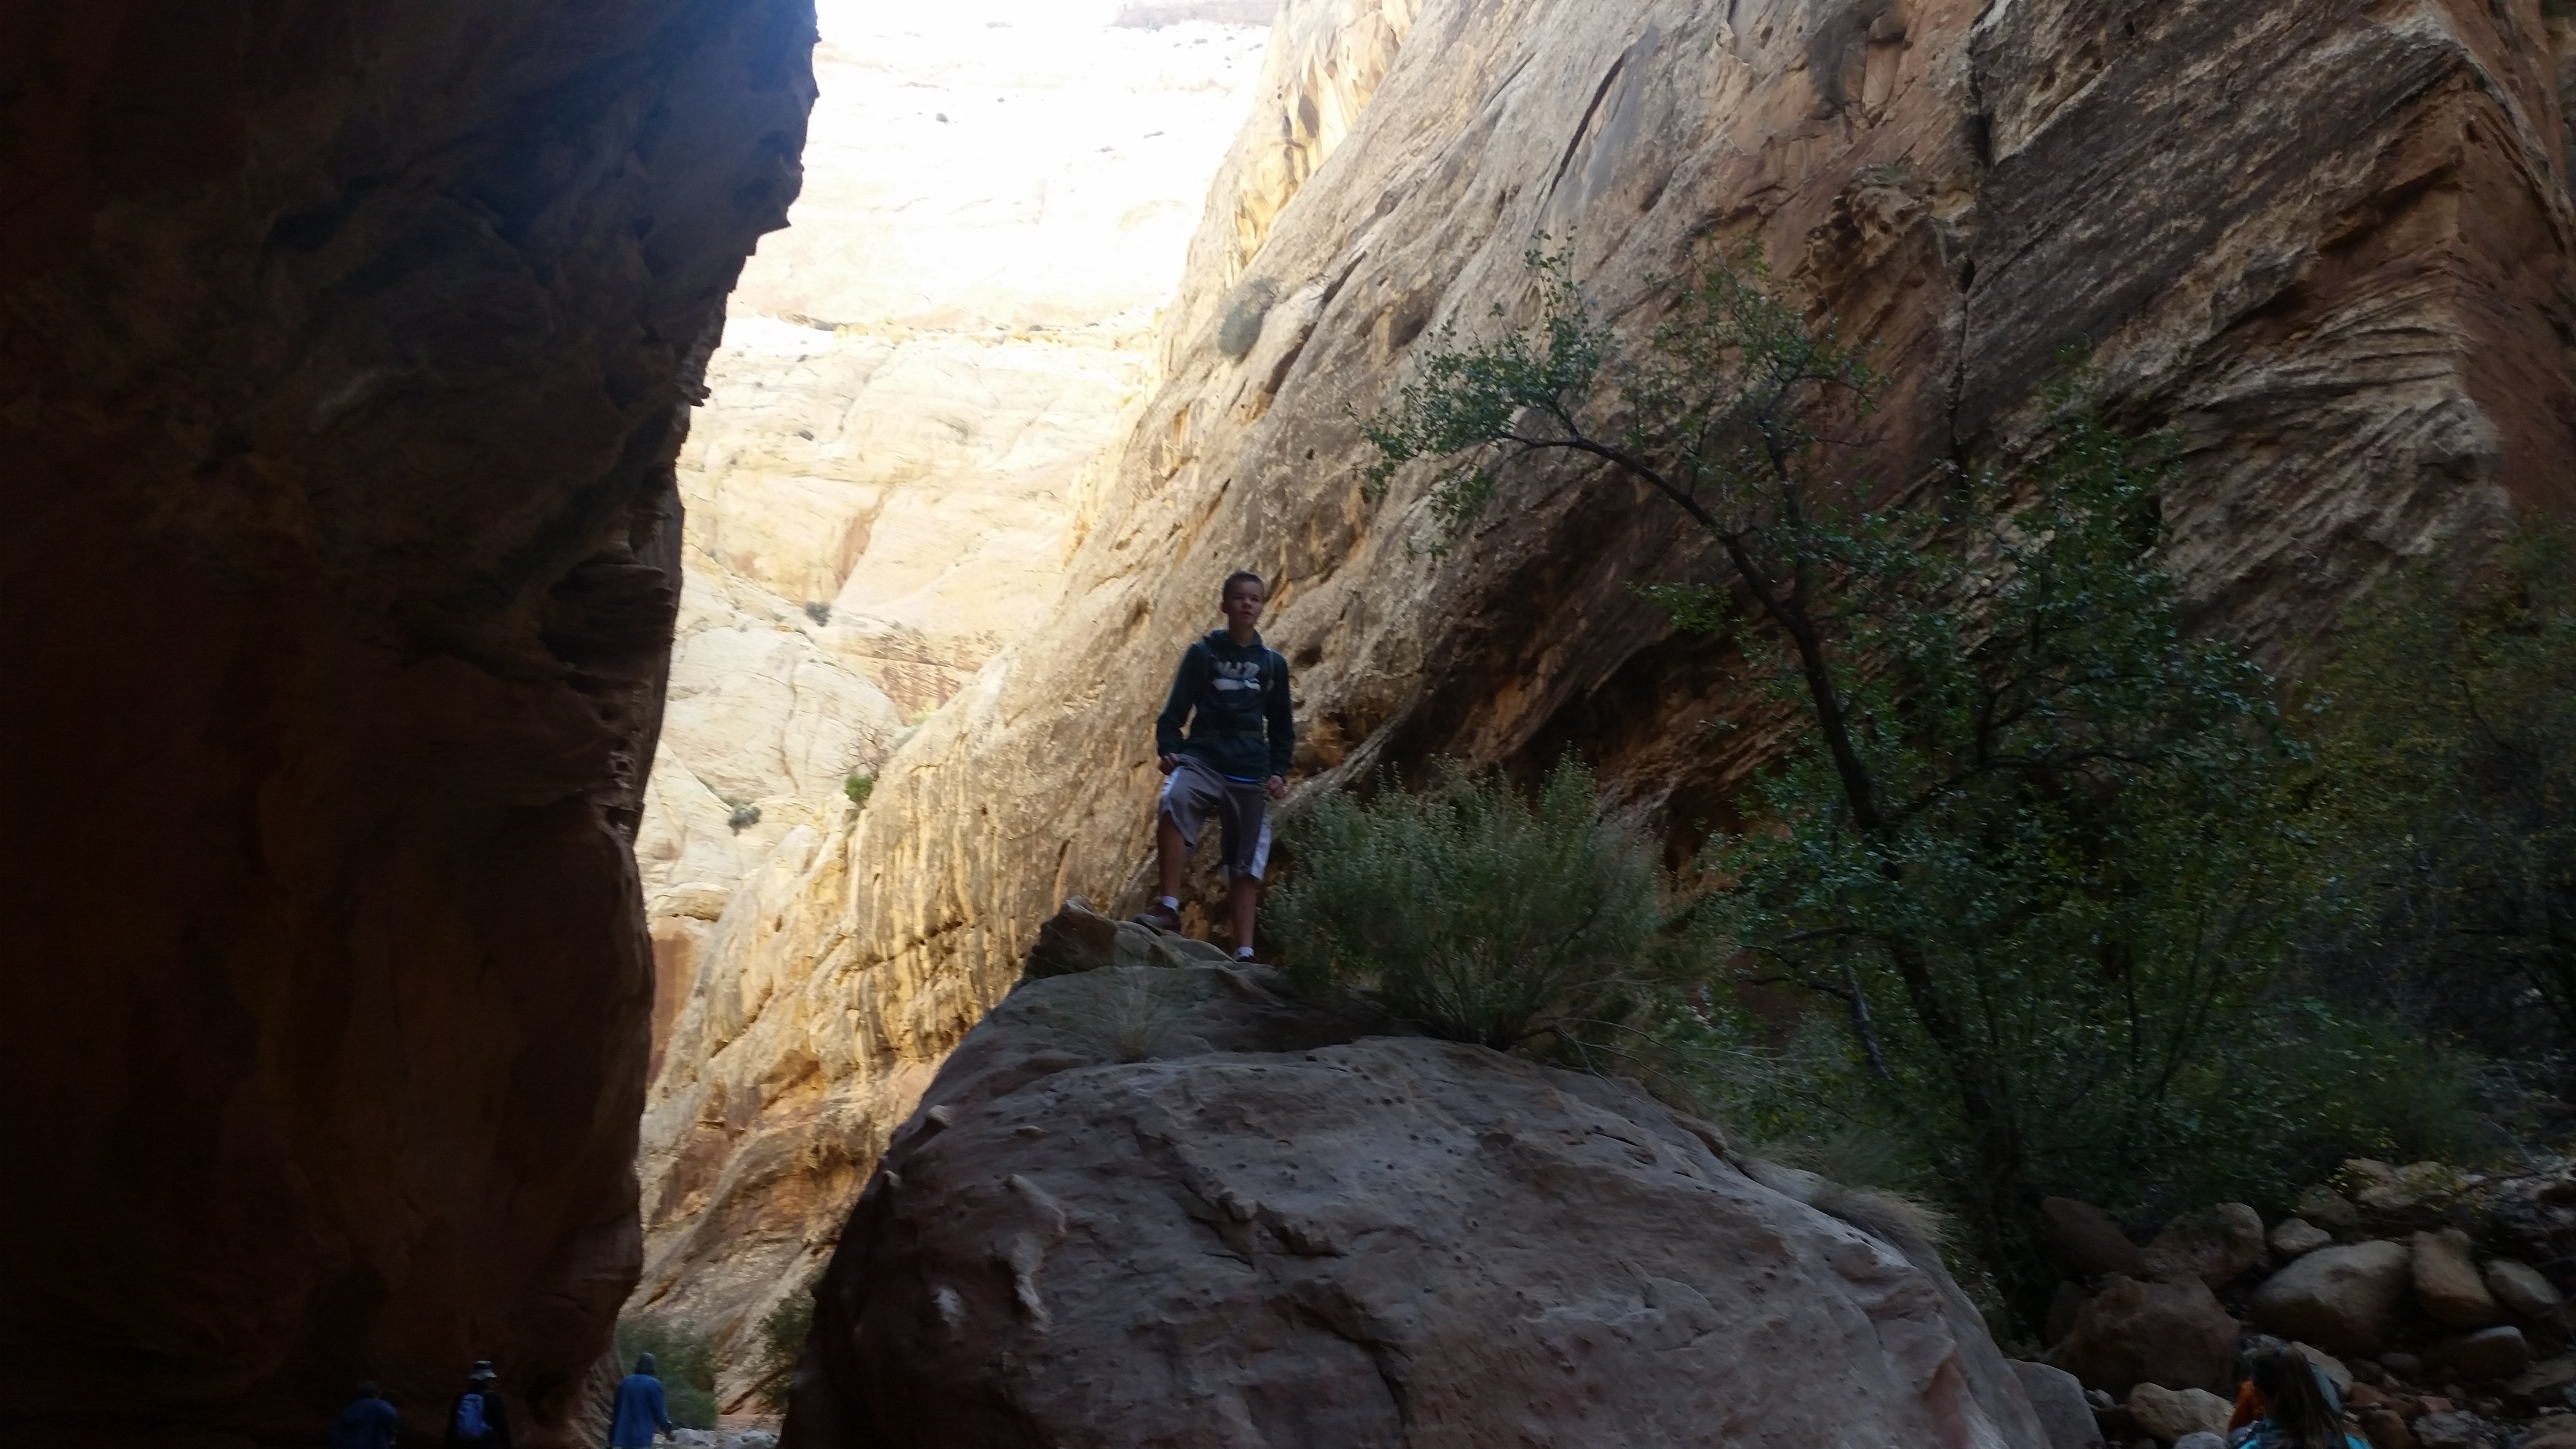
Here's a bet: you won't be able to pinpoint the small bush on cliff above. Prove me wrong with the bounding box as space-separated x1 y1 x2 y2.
1270 758 1703 1049
751 1287 816 1410
1362 243 2363 1312
612 1314 719 1429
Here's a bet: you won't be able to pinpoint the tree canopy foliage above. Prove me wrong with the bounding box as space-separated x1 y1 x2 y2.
2304 528 2576 1079
1337 245 2494 1310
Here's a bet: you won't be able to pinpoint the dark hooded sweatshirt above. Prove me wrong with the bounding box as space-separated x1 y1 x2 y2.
1156 628 1293 781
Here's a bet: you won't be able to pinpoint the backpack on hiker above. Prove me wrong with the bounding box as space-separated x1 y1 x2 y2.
453 1390 490 1441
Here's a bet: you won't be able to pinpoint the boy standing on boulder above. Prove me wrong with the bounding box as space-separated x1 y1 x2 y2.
1135 570 1293 959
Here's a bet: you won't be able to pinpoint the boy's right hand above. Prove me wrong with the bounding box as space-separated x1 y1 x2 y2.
1157 754 1179 774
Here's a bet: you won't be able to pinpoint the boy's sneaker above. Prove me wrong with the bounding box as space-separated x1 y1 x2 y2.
1132 902 1181 932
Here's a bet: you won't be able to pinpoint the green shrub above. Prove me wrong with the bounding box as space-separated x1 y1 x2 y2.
612 1314 719 1429
2302 526 2576 1083
1661 986 2496 1243
751 1288 815 1410
1270 759 1702 1050
843 773 874 807
725 803 761 833
1359 242 2476 1312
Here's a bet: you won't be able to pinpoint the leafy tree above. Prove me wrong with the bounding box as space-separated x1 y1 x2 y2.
2305 527 2576 1081
1270 758 1700 1050
751 1288 817 1410
1364 246 2336 1304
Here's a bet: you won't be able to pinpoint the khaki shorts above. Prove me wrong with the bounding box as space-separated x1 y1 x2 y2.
1159 756 1273 880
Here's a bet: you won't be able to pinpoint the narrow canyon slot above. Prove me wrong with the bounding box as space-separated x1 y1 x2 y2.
5 0 2574 1447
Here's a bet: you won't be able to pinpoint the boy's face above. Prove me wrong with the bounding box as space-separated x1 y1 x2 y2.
1223 580 1266 631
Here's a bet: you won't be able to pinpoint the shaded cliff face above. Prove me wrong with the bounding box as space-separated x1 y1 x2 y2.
639 0 2576 1366
0 1 813 1443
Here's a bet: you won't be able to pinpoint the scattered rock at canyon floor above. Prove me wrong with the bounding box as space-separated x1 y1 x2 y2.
637 0 2576 1369
2037 1160 2576 1449
782 902 2050 1449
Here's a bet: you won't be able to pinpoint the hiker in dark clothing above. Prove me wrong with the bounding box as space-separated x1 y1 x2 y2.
1134 570 1294 959
608 1352 674 1449
330 1382 400 1449
446 1360 513 1449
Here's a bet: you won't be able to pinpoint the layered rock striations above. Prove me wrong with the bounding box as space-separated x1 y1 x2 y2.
641 0 2576 1370
787 914 2050 1449
0 0 813 1442
636 10 1276 952
626 0 1274 1369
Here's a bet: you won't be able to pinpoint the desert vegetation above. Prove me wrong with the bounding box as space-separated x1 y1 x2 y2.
612 1314 721 1429
1288 246 2570 1322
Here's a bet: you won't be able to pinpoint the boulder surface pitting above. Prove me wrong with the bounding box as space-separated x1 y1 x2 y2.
784 934 2046 1449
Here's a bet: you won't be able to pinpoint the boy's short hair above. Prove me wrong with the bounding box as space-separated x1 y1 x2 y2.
1221 570 1266 603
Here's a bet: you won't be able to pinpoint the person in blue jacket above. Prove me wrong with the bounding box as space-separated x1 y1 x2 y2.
609 1352 675 1449
329 1381 400 1449
1133 569 1295 959
447 1361 513 1449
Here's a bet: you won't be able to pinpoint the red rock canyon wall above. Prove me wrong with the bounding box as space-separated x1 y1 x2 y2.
637 0 2576 1378
0 1 814 1443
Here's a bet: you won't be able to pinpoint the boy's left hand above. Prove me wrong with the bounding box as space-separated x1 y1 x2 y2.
1264 775 1287 800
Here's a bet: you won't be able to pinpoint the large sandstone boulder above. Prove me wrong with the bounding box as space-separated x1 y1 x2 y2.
2272 1218 2335 1259
2250 1240 2415 1356
2013 1361 2106 1449
2428 1326 2533 1384
2144 1204 2268 1288
2051 1275 2240 1397
2356 1405 2419 1449
2296 1188 2365 1237
2128 1385 2231 1442
0 0 812 1442
2415 1228 2507 1328
2484 1259 2563 1320
784 957 2048 1448
2044 1198 2151 1281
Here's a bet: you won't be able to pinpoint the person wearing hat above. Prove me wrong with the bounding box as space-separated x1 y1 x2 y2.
329 1381 400 1449
446 1360 514 1448
609 1353 675 1449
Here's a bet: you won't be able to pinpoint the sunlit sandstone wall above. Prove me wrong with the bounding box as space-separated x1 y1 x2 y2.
632 4 1272 1065
0 0 813 1443
623 0 1271 1364
637 0 2576 1397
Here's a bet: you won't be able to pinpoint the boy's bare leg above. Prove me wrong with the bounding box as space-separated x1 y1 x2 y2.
1228 872 1260 956
1155 813 1188 902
